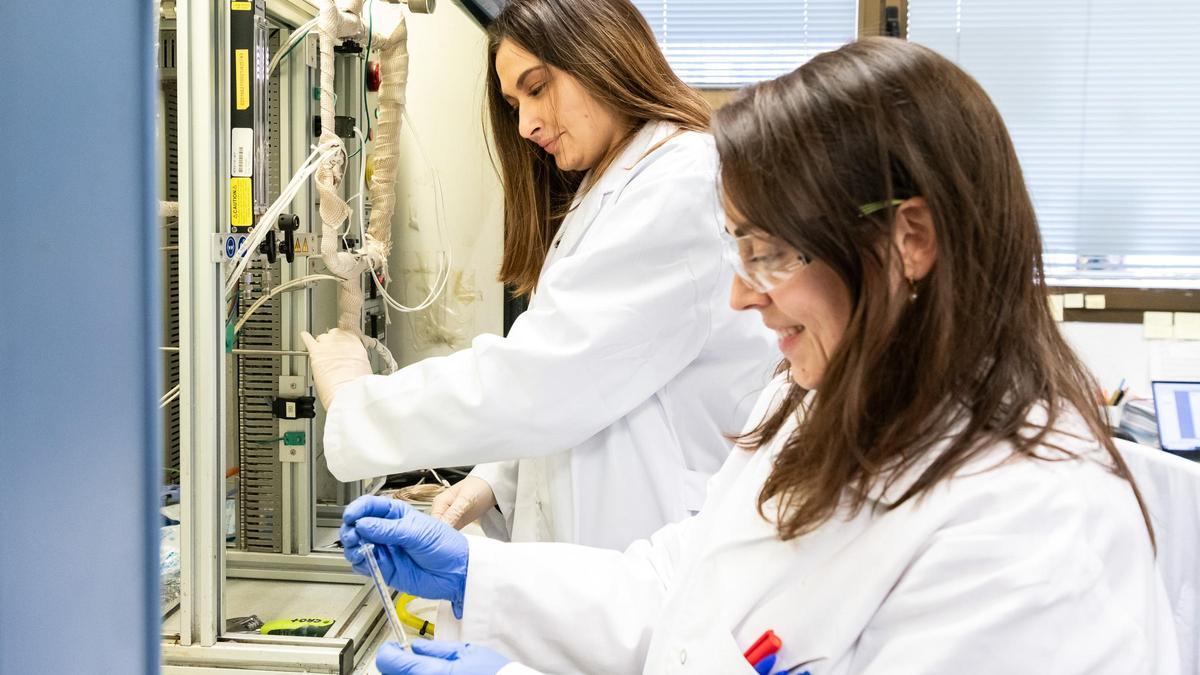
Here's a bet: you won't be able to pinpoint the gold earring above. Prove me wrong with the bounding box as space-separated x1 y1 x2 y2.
907 277 918 302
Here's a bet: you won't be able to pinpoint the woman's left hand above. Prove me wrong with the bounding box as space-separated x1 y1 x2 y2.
376 640 511 675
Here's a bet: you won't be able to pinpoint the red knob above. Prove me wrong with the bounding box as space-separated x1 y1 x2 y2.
366 62 381 92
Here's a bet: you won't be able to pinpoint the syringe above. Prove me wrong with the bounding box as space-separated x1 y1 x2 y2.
358 542 411 650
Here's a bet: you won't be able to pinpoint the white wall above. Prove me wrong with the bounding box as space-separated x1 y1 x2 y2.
384 3 505 367
1061 322 1200 397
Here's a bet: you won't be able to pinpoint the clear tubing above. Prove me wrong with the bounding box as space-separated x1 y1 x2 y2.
359 543 410 650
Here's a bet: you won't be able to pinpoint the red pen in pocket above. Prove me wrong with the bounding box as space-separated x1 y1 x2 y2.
743 629 782 667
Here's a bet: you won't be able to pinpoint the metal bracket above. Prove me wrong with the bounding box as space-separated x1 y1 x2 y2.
278 376 308 463
213 232 318 264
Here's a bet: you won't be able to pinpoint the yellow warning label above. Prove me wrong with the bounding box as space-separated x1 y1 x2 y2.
231 1 252 9
230 177 253 227
235 49 250 111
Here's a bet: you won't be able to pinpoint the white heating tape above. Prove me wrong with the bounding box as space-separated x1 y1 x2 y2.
313 0 409 374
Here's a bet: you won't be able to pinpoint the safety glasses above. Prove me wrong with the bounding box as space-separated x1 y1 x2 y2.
722 199 904 293
721 231 811 294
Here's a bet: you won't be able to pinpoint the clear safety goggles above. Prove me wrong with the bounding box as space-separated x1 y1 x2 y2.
721 199 904 293
721 231 811 294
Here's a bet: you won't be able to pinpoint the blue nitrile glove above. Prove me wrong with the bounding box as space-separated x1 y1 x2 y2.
753 653 776 674
341 495 469 618
376 640 511 675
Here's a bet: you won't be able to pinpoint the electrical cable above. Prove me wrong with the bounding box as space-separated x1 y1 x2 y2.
427 467 451 488
403 106 452 264
352 126 368 243
363 108 452 314
390 483 445 504
245 435 286 446
231 273 344 337
224 148 324 296
160 385 181 409
223 140 342 299
361 0 374 143
226 288 241 322
224 141 334 293
267 17 319 76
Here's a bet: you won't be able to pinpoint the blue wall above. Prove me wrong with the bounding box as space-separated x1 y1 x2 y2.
0 0 160 672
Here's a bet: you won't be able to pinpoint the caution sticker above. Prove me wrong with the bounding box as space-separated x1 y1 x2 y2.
230 177 253 227
231 1 252 10
235 49 250 111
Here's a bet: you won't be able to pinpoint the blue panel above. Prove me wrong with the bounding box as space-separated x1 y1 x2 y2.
0 0 159 673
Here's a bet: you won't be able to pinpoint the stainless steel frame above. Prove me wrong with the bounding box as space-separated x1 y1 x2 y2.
166 0 386 670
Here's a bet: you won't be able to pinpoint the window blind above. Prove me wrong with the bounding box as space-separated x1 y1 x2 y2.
630 1 858 89
908 0 1200 283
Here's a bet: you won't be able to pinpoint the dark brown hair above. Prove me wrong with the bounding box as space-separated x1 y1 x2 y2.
714 37 1152 543
486 0 710 296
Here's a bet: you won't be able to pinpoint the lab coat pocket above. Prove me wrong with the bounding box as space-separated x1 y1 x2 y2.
671 627 760 674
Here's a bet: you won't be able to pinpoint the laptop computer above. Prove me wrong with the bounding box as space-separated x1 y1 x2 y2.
1151 380 1200 452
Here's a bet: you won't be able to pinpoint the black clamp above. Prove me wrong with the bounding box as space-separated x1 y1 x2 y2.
277 214 300 263
272 396 316 420
257 230 278 264
256 213 301 264
312 115 356 139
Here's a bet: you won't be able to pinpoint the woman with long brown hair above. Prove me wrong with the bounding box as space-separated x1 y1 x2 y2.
338 37 1178 674
303 0 773 549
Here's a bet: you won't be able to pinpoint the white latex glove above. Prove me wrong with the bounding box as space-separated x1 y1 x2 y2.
300 328 372 410
429 476 498 529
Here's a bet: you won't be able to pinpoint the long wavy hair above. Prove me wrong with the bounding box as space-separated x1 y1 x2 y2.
714 38 1152 543
485 0 710 296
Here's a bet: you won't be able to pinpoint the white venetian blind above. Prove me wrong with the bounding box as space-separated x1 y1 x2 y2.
908 0 1200 283
630 0 858 89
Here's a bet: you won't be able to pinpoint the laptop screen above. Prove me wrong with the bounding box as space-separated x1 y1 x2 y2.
1152 381 1200 452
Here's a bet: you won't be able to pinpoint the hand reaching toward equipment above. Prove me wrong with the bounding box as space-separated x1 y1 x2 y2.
341 496 469 618
299 328 372 410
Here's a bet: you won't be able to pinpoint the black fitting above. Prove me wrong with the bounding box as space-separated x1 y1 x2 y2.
257 229 278 264
272 396 316 420
312 115 356 139
277 213 300 263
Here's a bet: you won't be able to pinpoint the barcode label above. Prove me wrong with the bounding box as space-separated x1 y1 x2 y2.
231 127 253 177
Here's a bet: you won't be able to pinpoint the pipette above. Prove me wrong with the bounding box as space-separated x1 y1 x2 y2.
358 542 411 650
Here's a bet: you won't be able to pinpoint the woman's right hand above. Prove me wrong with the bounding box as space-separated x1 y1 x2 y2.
299 328 372 410
341 496 469 618
429 477 498 529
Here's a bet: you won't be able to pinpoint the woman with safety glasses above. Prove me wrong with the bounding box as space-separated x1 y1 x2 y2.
341 38 1177 675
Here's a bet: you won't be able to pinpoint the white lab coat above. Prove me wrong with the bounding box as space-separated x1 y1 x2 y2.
440 378 1181 675
324 121 776 548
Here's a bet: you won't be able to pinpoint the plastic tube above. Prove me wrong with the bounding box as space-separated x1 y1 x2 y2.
358 543 410 650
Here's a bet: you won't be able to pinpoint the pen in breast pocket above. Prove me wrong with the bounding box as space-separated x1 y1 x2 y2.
744 629 781 667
